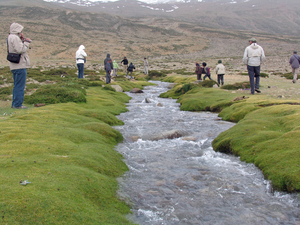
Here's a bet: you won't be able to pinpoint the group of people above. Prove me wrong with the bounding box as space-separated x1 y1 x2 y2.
195 61 225 85
75 48 149 84
6 22 299 110
196 37 266 95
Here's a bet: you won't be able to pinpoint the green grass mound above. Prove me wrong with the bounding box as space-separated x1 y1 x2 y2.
0 87 135 224
221 81 250 90
213 104 300 192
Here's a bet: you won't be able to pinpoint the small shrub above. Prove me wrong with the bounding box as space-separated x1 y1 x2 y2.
260 72 269 78
147 70 167 79
0 86 13 95
201 80 218 88
24 84 86 104
221 82 250 90
281 72 293 80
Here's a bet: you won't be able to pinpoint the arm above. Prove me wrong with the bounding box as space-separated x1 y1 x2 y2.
242 47 248 65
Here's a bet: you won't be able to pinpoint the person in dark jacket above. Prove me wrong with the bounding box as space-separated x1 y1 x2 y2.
202 62 212 80
289 51 300 83
105 59 112 84
121 57 129 74
104 53 113 71
195 62 202 80
126 62 135 79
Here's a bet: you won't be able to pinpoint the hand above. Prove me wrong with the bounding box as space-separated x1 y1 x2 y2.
20 33 24 41
24 38 32 43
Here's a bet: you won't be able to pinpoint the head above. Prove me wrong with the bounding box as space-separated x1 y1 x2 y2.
144 57 146 60
294 51 297 54
202 62 207 67
78 45 85 50
10 22 24 37
124 57 127 59
249 37 257 45
218 60 222 64
107 53 110 58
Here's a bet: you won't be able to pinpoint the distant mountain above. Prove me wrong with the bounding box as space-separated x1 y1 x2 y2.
38 0 300 36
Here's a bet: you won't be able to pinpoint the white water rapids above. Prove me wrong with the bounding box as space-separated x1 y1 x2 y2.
114 81 300 225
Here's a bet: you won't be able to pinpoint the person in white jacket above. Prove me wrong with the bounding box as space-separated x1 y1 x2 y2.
75 45 87 78
243 38 265 94
215 60 226 85
8 22 31 109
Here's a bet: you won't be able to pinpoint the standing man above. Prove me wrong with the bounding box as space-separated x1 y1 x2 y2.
144 57 149 75
289 51 300 83
243 37 265 94
121 57 128 74
8 22 31 109
105 59 112 84
104 53 113 71
76 45 87 79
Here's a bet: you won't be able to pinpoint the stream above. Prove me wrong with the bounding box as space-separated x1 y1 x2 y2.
114 81 300 225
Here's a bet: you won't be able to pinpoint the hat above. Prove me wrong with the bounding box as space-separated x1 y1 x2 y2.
293 51 297 54
249 37 256 42
218 60 222 63
202 62 207 67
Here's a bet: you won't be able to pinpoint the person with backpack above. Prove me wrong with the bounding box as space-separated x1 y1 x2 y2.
105 59 112 84
195 62 202 81
126 62 135 79
215 60 226 85
202 62 212 80
289 51 300 83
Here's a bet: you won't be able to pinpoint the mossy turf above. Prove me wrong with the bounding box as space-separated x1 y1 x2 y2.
0 83 149 224
160 76 300 193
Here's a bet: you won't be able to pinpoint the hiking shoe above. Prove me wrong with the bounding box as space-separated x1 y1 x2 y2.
255 89 261 93
11 105 28 109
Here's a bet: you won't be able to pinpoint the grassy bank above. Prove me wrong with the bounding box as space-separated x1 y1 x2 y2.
0 66 153 224
160 75 300 193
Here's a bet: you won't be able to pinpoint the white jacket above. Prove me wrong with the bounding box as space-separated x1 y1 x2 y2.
76 45 87 64
243 43 265 66
8 23 31 70
215 63 226 75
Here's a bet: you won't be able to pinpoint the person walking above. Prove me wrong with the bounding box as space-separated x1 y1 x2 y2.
104 53 113 71
7 22 31 109
202 62 212 80
126 62 135 79
113 60 119 76
243 37 265 94
289 51 300 83
121 57 128 74
76 45 87 79
215 60 226 85
105 59 112 84
195 62 202 81
144 57 149 75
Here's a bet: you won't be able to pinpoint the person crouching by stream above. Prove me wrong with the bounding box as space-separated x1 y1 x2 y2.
8 22 31 109
195 62 202 81
126 62 136 79
105 59 112 84
215 60 226 85
202 62 212 81
76 45 87 78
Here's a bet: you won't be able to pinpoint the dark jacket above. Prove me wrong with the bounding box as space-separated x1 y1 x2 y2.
104 54 113 69
105 61 112 73
121 58 129 65
127 63 135 72
289 54 300 69
201 67 210 75
195 63 201 75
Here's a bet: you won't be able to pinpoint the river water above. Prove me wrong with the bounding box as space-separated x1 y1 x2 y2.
114 81 300 225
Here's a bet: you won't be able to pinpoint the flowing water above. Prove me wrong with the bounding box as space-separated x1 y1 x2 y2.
114 81 300 225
